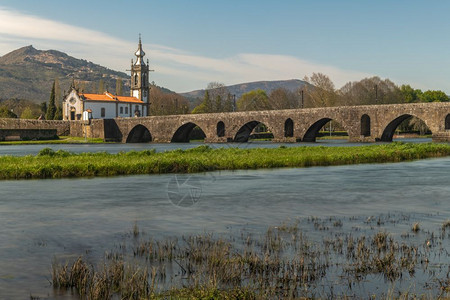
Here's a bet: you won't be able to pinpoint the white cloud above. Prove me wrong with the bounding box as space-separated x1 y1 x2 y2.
0 6 371 92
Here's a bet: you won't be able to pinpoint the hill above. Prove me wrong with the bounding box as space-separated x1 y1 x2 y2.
0 45 130 103
180 79 311 104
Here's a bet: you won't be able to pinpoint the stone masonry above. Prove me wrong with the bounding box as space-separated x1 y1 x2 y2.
80 102 450 143
2 102 450 143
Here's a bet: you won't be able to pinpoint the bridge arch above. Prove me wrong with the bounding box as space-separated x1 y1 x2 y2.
380 114 431 141
217 121 225 137
234 120 273 142
171 122 206 143
284 118 294 137
303 118 348 142
445 114 450 130
361 114 371 137
126 124 152 143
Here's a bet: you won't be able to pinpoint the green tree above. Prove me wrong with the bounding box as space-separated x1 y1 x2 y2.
223 93 234 112
420 90 449 102
237 89 271 111
0 106 17 118
409 117 430 135
46 81 56 120
54 105 62 120
116 78 123 96
20 106 35 119
400 84 422 103
192 90 212 114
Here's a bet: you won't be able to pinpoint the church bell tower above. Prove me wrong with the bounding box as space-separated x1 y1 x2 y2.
130 35 150 116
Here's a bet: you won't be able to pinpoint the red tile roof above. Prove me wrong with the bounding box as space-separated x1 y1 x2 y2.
80 92 143 104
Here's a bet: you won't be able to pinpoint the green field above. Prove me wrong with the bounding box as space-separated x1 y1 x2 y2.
1 142 450 180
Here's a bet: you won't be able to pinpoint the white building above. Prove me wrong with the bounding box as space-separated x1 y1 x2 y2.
63 91 146 120
63 37 151 120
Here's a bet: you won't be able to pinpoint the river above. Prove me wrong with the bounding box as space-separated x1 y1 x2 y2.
0 139 449 298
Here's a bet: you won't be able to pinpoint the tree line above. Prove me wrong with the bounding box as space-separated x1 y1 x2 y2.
191 74 449 114
0 74 448 120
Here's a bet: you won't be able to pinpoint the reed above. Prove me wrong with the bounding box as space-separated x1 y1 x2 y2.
51 216 450 299
1 142 450 180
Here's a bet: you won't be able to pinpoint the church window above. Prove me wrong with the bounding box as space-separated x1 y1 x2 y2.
101 107 106 117
134 73 138 85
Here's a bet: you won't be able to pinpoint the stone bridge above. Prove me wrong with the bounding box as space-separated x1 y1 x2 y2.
80 102 450 143
2 103 450 143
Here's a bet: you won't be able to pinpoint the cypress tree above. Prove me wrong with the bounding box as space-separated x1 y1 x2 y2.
116 78 123 96
98 79 105 94
224 93 234 112
204 90 212 112
46 81 56 120
215 95 222 112
54 105 62 120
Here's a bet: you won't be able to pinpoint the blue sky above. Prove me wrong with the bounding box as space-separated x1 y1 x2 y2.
1 1 450 93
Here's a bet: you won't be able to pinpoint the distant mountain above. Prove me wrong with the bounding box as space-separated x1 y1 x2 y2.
0 46 310 109
0 45 131 103
180 79 311 104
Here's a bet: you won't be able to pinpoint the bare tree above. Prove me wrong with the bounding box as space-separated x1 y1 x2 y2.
338 77 402 106
150 85 189 116
303 73 337 107
206 82 230 112
269 88 298 109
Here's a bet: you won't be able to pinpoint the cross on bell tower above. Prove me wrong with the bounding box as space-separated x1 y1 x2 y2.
130 34 151 116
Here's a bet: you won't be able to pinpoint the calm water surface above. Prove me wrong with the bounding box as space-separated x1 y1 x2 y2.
0 138 447 298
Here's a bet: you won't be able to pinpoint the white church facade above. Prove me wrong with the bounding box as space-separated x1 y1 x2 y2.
63 37 151 120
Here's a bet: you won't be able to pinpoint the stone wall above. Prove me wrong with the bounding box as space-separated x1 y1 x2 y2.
0 129 57 141
69 120 105 140
0 118 70 135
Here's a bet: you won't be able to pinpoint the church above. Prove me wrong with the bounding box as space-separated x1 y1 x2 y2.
63 37 151 120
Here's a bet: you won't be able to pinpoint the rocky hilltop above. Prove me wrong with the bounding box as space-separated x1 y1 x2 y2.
0 45 130 103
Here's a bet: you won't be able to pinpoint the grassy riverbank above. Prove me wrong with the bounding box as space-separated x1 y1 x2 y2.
0 136 104 145
1 142 450 180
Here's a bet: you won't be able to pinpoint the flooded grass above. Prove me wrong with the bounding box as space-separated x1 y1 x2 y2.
1 142 450 180
51 215 450 299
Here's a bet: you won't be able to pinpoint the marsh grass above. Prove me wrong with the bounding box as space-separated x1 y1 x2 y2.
442 220 450 231
412 222 420 233
2 142 450 180
51 216 450 299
